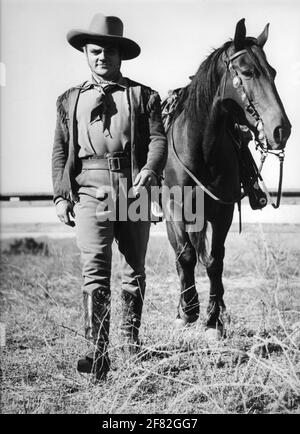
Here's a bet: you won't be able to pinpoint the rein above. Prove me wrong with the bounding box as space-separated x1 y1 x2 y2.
170 124 234 205
170 46 285 211
224 47 285 209
256 148 285 208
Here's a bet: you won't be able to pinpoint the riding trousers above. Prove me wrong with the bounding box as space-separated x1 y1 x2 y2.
74 166 151 299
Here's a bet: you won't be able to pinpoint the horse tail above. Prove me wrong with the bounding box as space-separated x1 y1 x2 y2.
189 218 210 266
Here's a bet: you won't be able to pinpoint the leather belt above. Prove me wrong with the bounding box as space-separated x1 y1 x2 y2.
81 154 131 171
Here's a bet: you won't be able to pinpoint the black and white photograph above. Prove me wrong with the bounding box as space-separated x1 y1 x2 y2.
0 0 300 416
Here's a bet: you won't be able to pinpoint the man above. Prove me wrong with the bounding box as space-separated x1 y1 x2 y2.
52 13 167 381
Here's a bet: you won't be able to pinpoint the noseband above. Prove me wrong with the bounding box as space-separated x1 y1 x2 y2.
222 47 285 209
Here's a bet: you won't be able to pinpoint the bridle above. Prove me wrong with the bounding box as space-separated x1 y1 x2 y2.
222 47 285 209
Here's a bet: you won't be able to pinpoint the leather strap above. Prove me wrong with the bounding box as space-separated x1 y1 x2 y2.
81 155 130 171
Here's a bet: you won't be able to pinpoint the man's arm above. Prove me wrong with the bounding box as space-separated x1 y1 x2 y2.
134 90 168 192
52 95 75 226
52 96 70 202
142 90 168 177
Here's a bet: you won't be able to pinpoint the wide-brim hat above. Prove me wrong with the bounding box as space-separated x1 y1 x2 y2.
67 13 141 60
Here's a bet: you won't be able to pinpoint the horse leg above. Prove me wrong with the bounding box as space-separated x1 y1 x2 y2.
206 203 234 337
166 219 199 328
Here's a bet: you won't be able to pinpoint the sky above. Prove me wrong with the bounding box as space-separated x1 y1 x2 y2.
0 0 300 194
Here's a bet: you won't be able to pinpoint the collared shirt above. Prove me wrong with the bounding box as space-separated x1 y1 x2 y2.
76 74 131 158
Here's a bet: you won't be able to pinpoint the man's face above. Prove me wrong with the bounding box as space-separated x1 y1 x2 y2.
85 43 121 81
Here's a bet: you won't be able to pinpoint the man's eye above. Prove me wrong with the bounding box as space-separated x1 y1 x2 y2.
106 49 117 55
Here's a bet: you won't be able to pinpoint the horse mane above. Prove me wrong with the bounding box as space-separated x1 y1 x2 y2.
185 40 232 121
168 41 232 125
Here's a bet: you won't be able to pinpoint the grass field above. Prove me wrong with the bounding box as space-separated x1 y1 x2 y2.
1 223 300 414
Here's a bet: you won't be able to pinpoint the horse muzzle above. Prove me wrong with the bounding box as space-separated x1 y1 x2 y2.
271 124 291 149
266 120 291 150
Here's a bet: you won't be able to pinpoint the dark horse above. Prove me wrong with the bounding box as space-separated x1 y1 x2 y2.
163 19 291 338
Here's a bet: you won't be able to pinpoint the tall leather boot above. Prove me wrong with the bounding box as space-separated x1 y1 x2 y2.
77 290 111 381
120 288 144 356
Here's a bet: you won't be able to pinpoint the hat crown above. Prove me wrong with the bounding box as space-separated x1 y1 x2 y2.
89 13 124 38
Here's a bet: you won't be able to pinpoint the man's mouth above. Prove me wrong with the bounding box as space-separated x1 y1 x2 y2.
97 63 109 68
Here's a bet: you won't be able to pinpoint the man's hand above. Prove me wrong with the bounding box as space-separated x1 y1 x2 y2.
133 169 158 196
55 199 75 227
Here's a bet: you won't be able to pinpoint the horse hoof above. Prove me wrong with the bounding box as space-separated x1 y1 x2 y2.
173 318 188 330
204 327 223 341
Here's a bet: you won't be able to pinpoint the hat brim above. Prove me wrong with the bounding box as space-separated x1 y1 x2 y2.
67 29 141 60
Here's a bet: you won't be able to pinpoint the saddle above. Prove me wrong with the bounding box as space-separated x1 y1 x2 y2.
161 88 184 132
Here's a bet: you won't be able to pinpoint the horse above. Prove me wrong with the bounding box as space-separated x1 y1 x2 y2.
162 19 291 339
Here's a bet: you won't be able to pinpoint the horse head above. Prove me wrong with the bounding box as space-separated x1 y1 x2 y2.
221 18 291 150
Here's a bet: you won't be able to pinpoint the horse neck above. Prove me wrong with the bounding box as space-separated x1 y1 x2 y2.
182 53 240 166
185 51 226 131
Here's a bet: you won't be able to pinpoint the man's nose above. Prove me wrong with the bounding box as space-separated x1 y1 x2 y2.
99 50 108 60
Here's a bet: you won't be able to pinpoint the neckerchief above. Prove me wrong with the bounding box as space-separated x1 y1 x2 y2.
81 74 127 132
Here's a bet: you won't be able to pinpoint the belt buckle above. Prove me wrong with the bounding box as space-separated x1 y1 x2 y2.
108 157 120 171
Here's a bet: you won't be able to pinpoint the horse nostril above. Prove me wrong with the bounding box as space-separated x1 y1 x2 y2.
274 126 290 145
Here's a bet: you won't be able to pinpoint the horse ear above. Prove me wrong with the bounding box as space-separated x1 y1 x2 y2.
257 23 269 47
234 18 246 51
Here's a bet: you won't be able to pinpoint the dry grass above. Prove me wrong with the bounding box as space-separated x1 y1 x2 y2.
1 224 300 414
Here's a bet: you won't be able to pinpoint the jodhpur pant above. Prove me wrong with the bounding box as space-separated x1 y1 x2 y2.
74 168 151 350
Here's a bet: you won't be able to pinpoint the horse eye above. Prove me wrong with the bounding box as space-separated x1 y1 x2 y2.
242 70 254 78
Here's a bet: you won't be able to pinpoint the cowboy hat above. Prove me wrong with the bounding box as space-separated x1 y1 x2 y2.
67 13 141 60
